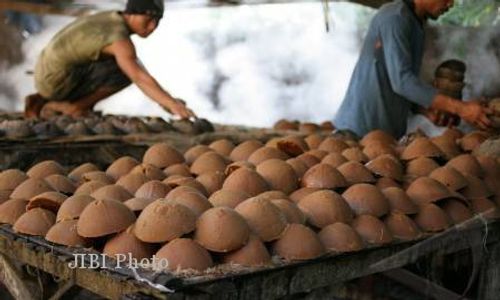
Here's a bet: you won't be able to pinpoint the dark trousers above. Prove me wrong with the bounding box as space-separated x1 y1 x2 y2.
64 57 131 102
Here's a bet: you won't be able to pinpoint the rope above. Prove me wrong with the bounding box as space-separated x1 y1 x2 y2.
130 267 175 294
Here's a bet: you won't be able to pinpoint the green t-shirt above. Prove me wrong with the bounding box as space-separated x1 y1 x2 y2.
34 11 131 99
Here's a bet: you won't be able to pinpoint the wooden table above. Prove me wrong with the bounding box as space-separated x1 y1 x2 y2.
0 215 498 300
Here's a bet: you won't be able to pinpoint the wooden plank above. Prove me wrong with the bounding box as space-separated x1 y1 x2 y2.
477 242 500 300
0 252 38 300
382 268 470 300
0 225 179 300
370 214 500 273
177 222 500 298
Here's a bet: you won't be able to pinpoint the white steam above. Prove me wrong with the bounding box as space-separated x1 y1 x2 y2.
1 2 374 127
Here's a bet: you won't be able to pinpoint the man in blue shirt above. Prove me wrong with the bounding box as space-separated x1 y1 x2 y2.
335 0 493 138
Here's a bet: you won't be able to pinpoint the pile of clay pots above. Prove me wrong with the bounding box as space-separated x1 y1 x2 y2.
0 127 498 275
0 114 214 139
273 119 335 133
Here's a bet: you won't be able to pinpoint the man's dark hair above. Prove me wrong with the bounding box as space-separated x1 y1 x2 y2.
124 0 164 19
435 59 466 75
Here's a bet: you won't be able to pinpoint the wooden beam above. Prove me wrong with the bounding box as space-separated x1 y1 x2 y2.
383 268 471 300
0 0 92 16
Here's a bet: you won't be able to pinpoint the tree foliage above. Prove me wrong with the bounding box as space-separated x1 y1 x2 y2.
438 0 499 26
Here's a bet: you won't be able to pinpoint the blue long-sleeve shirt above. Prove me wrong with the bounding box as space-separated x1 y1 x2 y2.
335 0 438 138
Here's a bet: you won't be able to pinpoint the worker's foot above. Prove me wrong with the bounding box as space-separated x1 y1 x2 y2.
24 93 47 118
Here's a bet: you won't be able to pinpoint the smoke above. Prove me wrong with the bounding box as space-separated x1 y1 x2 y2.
0 2 374 127
429 25 500 99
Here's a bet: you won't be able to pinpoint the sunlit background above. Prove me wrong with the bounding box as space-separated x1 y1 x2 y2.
0 0 498 134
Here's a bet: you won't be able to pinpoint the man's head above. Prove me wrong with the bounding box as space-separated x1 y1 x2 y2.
124 0 164 37
415 0 455 20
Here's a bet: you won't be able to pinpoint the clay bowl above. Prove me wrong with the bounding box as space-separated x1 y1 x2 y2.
384 212 421 241
77 199 136 238
235 198 288 242
46 220 89 247
164 163 192 177
134 200 196 243
401 137 444 161
190 152 229 176
74 180 108 196
429 166 468 192
446 154 484 178
321 152 348 168
365 154 404 182
413 203 451 232
208 189 250 208
271 199 306 224
360 130 396 147
222 234 271 267
342 184 390 217
27 191 67 212
116 173 149 195
318 222 364 253
134 180 171 200
106 156 140 181
45 174 77 194
289 187 322 203
304 134 325 149
143 143 185 168
27 160 66 179
91 185 133 202
165 189 212 217
381 187 418 215
0 169 28 190
209 139 235 157
337 161 376 185
272 224 325 261
163 176 209 196
229 140 264 162
10 178 54 200
103 225 157 260
222 167 269 197
56 194 95 222
352 214 393 245
0 199 29 225
247 147 289 166
130 164 166 181
301 163 347 190
155 238 213 272
184 145 213 165
255 159 298 194
68 163 100 182
194 207 250 253
196 172 226 196
13 208 56 236
298 190 353 228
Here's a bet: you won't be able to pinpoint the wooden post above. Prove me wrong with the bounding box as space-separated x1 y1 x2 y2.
0 253 39 300
477 241 500 300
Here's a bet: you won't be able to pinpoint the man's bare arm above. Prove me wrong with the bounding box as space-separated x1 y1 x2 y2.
102 39 195 118
430 94 493 131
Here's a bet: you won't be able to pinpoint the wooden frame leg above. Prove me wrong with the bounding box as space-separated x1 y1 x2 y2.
0 253 39 300
477 242 500 300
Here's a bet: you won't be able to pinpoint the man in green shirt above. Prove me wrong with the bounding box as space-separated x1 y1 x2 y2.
25 0 196 119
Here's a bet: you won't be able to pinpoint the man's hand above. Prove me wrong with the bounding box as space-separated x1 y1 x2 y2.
422 108 459 127
457 100 493 130
163 99 196 119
